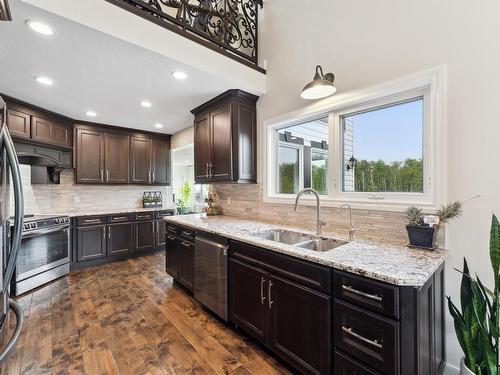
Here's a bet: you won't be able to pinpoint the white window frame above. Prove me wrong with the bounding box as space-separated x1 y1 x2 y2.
264 66 447 212
310 147 329 194
276 140 303 195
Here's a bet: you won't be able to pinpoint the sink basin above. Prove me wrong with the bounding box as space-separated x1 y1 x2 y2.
255 230 312 245
297 238 348 252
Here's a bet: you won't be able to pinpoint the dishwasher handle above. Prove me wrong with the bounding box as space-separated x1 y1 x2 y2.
195 235 229 255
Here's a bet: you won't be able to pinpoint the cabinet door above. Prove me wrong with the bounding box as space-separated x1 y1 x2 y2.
134 221 155 253
268 275 332 375
6 108 31 139
194 114 211 183
229 258 268 344
210 104 232 181
130 136 152 184
152 139 170 185
77 226 106 261
178 240 194 291
105 133 130 183
155 220 167 249
32 116 71 148
107 223 133 257
76 128 105 183
166 234 179 279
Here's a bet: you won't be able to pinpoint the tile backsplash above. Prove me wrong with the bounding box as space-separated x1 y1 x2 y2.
212 183 445 246
11 165 174 215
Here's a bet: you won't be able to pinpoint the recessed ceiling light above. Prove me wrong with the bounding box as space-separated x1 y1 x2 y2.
172 71 187 80
35 76 54 86
140 100 152 108
86 111 97 117
155 123 163 129
26 20 54 36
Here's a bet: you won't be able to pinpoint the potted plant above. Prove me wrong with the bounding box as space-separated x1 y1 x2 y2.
405 201 463 249
176 181 192 215
448 214 500 375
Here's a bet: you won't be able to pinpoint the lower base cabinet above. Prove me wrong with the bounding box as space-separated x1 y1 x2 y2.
165 224 195 292
74 210 173 267
229 245 332 375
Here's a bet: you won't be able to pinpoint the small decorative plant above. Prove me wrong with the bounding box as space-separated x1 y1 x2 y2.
404 201 463 249
177 181 192 214
448 214 500 375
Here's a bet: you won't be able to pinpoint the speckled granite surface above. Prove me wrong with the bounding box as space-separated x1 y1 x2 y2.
51 207 175 217
165 214 448 287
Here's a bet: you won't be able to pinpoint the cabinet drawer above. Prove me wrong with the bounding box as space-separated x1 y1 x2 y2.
334 299 399 375
134 212 155 221
334 351 381 375
179 226 195 242
166 223 178 235
107 214 132 223
334 270 399 319
77 215 106 227
156 210 174 219
230 240 331 294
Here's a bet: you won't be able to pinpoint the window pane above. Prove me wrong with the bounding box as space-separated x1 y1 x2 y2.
278 146 299 194
275 117 329 195
342 98 423 193
312 151 328 194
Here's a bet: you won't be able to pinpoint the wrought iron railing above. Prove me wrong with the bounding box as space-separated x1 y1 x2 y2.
107 0 263 68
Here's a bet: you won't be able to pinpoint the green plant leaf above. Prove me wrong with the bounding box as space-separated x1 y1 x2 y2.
461 259 472 311
490 214 500 283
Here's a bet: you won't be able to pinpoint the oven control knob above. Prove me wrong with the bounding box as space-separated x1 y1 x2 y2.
65 217 70 223
55 218 60 224
23 224 29 230
30 223 37 229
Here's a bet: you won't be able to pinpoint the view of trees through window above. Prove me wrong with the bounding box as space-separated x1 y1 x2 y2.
342 98 424 193
312 151 328 194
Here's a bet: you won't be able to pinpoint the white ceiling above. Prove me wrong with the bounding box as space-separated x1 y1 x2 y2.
0 0 240 134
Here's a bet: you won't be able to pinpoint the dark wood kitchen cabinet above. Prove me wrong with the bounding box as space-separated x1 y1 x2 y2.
1 97 73 148
130 136 152 184
152 139 170 185
178 238 195 291
75 127 105 183
105 132 130 183
77 225 106 261
229 241 332 375
134 220 155 253
166 230 180 279
191 89 258 184
164 224 195 293
106 222 133 257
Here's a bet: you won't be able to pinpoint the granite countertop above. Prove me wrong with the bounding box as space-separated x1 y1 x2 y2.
164 214 448 287
50 207 175 217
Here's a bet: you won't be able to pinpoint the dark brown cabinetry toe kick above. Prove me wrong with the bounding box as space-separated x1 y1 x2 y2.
164 223 446 375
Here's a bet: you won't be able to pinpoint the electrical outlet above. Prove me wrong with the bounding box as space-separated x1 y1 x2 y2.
74 196 80 203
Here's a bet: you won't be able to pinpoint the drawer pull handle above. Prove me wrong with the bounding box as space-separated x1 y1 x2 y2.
167 235 176 241
181 241 192 247
137 215 150 219
260 277 266 305
342 326 383 349
113 216 128 220
342 285 382 302
181 231 192 237
84 219 102 223
268 280 273 309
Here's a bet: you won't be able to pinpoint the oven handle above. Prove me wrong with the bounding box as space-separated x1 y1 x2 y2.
22 225 70 239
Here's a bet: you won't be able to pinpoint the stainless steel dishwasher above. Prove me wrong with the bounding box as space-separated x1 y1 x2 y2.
194 232 229 321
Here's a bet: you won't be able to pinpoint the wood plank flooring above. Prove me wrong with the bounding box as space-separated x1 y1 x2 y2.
0 253 292 375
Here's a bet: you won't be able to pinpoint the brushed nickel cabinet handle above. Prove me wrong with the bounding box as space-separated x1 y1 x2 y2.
152 171 155 182
106 170 110 182
342 326 383 349
260 277 266 304
268 280 273 309
113 216 128 220
205 163 209 178
84 218 102 224
209 163 214 179
342 285 383 302
100 170 104 182
108 226 111 239
102 227 106 240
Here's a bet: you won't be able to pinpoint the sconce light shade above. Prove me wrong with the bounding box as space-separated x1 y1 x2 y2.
301 65 336 100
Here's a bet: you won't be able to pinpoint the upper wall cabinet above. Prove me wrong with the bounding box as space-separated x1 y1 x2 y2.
191 89 258 184
2 99 73 148
74 124 170 185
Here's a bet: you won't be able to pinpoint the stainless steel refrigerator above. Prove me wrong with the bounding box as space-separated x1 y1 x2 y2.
0 96 24 362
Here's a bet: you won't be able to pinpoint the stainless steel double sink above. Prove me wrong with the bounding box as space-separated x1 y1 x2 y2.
254 229 347 252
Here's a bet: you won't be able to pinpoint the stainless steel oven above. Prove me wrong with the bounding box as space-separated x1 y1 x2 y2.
12 215 70 296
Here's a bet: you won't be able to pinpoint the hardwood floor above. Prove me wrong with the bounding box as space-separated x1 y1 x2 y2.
1 253 293 375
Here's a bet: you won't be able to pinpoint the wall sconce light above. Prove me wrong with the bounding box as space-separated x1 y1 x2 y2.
301 65 336 100
346 156 356 171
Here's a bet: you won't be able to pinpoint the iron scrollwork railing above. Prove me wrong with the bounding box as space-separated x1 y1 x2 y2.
111 0 263 66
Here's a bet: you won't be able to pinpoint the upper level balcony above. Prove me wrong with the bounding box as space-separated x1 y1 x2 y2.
106 0 263 71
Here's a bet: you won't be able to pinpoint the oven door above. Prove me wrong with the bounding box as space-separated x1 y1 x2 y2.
16 225 70 282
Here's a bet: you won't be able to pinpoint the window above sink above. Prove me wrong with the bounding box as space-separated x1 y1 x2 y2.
265 66 447 212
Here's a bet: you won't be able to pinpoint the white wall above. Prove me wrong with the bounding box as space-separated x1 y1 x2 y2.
259 0 500 371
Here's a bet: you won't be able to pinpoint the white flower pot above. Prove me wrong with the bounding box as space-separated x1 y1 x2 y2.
460 357 476 375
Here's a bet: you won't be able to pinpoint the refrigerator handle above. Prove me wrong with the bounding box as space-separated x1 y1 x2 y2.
1 125 24 290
